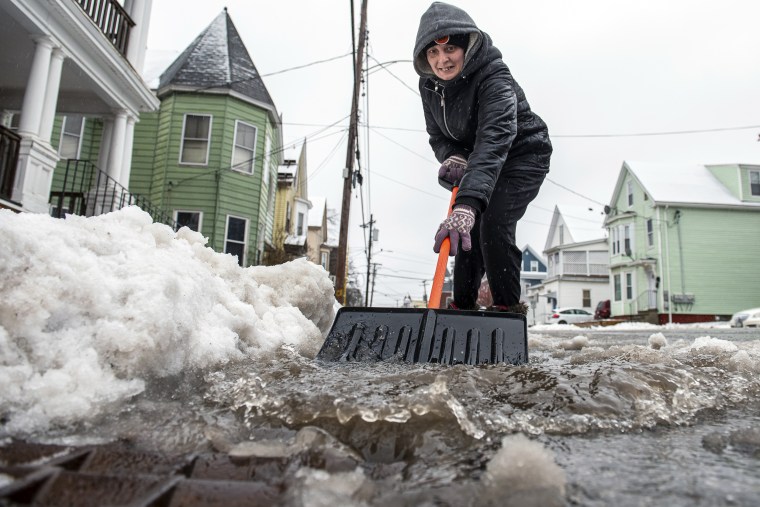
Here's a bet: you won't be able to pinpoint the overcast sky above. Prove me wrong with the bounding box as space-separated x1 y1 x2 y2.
146 1 760 307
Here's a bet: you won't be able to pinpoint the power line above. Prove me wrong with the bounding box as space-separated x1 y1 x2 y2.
261 52 353 77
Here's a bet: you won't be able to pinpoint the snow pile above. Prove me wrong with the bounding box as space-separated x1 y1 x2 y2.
0 207 336 431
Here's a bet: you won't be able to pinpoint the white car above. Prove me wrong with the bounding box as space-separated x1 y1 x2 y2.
546 307 594 325
729 307 760 328
742 310 760 328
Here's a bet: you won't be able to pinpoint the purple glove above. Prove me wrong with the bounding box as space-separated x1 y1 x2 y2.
433 204 476 256
437 155 468 187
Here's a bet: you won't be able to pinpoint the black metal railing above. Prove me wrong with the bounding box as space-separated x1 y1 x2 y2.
0 125 21 202
74 0 135 56
50 159 176 228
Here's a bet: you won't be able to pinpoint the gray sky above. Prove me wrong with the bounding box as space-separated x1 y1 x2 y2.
146 0 760 307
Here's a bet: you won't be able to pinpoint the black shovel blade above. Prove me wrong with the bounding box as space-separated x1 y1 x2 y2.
316 307 528 365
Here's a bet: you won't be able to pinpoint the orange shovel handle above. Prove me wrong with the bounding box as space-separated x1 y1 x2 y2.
428 187 458 309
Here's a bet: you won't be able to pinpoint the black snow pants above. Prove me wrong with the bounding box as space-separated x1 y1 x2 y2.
453 167 546 309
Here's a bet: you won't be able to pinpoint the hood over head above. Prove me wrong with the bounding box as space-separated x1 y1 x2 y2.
413 2 482 78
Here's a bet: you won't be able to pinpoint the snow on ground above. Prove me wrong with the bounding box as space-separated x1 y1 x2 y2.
0 207 336 431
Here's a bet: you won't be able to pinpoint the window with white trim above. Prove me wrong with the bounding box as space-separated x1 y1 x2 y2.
180 114 212 165
59 115 85 159
232 120 257 174
530 260 538 272
296 211 305 236
614 274 622 301
582 289 591 307
174 210 202 232
627 181 634 207
321 251 329 271
225 215 248 266
611 227 619 255
626 272 633 300
623 225 631 255
751 170 760 196
646 219 654 248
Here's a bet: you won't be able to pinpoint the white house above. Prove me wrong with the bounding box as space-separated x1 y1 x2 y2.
528 205 610 323
0 0 158 214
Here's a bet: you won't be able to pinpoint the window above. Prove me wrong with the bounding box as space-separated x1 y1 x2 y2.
627 181 634 207
296 212 305 236
530 260 539 272
611 227 619 255
751 170 760 196
174 210 202 232
59 115 84 159
646 219 654 248
225 215 248 266
626 272 633 300
285 202 291 233
614 274 622 301
232 120 257 174
559 224 564 245
180 114 211 165
321 251 329 271
582 289 591 307
623 225 631 255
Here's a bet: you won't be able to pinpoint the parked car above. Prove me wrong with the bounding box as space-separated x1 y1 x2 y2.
742 310 760 328
729 307 760 328
594 300 611 320
546 307 595 325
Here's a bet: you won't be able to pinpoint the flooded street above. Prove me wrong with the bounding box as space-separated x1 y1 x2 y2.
5 325 758 506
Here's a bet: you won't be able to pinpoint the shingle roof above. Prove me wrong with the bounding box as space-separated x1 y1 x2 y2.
158 9 275 108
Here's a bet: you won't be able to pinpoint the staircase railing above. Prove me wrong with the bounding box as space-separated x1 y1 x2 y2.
49 159 176 228
0 125 21 202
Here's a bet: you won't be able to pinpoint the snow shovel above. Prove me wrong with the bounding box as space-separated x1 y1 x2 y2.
316 188 528 365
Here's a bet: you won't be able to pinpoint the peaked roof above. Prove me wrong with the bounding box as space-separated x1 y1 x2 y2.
614 161 760 208
544 204 607 252
158 9 275 109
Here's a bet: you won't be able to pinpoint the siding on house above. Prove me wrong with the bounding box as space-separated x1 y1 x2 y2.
606 162 760 322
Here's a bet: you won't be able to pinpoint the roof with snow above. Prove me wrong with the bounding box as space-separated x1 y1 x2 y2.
308 197 326 228
618 161 760 208
157 9 275 109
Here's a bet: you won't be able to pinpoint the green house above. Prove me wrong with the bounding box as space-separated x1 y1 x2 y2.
604 161 760 323
129 10 282 266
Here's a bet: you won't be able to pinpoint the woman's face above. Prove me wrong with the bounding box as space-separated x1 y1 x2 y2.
426 44 464 81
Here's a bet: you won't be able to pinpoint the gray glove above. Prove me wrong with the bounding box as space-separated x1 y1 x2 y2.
437 155 468 189
433 204 476 256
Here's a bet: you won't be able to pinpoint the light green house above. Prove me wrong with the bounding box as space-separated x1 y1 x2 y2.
603 161 760 323
129 10 282 266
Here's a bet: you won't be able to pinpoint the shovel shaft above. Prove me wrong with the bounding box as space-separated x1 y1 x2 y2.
428 187 458 309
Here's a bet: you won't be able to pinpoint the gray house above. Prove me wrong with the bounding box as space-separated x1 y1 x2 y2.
603 161 760 323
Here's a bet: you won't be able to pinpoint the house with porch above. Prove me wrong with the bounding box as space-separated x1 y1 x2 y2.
604 161 760 323
0 0 158 215
128 9 282 267
527 205 610 324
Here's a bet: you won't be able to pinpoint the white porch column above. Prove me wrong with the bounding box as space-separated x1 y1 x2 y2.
107 110 128 181
97 118 114 171
119 115 136 187
125 0 153 73
39 48 66 143
18 36 55 138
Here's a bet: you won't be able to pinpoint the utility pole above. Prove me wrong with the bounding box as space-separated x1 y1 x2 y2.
335 0 369 305
370 263 380 306
362 214 375 306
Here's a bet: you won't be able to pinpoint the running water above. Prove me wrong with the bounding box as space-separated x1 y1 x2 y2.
1 208 759 506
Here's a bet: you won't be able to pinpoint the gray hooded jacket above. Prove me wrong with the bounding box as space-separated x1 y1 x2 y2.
414 2 552 213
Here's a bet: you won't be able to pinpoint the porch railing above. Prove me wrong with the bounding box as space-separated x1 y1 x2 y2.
49 159 176 228
0 125 21 202
74 0 135 56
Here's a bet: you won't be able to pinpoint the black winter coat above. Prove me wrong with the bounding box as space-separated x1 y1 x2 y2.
414 3 552 213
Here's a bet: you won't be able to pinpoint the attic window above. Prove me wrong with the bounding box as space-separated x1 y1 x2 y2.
627 181 634 207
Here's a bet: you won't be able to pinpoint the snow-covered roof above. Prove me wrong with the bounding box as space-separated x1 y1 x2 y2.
620 161 760 208
308 196 326 228
157 10 275 109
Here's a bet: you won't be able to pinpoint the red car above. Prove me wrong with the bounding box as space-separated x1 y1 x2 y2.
594 300 610 320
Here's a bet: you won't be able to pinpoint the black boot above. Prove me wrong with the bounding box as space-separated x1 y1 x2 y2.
487 302 528 316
